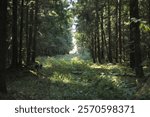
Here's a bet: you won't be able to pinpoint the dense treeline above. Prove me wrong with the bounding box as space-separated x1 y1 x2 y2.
38 0 73 56
0 0 73 93
74 0 150 77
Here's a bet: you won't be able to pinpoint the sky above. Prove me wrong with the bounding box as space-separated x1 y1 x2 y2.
68 0 78 54
68 0 78 3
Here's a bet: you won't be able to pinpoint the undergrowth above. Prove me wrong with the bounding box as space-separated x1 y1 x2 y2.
3 54 149 100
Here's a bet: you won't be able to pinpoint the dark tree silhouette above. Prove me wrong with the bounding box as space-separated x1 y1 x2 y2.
130 0 144 77
0 0 8 94
11 0 18 68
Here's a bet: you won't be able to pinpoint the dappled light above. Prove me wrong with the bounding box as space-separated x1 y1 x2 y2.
4 55 145 100
0 0 150 100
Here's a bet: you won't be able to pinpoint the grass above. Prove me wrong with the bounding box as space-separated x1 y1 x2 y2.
3 54 150 100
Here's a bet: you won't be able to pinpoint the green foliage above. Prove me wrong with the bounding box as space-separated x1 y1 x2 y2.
5 55 150 99
37 0 73 56
140 23 150 32
73 0 150 65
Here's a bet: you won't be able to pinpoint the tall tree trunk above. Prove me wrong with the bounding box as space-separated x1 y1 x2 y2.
122 21 126 61
19 0 24 66
148 0 150 59
26 0 29 65
32 0 39 63
94 31 97 62
108 0 113 63
129 2 135 68
27 3 34 65
118 0 122 63
11 0 18 68
95 1 101 63
115 0 119 63
130 0 144 77
101 8 105 60
0 0 8 94
91 33 96 63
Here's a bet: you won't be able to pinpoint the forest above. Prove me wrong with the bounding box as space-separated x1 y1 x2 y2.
0 0 150 100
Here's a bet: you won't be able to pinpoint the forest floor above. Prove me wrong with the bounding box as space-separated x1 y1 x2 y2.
3 54 150 100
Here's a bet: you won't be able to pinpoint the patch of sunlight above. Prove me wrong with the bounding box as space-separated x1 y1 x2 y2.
112 76 120 83
63 79 71 84
50 78 72 84
106 64 121 70
143 66 148 69
44 64 52 68
90 63 122 70
29 70 37 76
90 64 104 69
50 72 90 86
71 57 84 63
35 60 40 64
48 11 58 17
71 56 79 61
50 72 73 84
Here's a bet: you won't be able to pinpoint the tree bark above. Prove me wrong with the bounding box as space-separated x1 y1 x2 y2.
32 0 39 63
115 0 119 63
94 31 97 63
91 33 96 63
148 0 150 59
95 0 101 63
26 0 29 65
108 0 113 63
118 0 122 63
11 0 18 68
91 33 97 63
130 0 144 77
101 8 105 61
27 3 34 65
0 0 8 94
19 0 24 66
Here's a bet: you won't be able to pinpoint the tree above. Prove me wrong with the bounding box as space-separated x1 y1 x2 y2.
148 0 150 58
95 0 101 63
25 0 29 65
118 0 122 63
36 0 73 56
100 8 105 61
32 0 39 63
130 0 144 77
19 0 24 66
0 0 8 94
11 0 18 68
27 2 34 65
115 0 119 63
107 0 113 63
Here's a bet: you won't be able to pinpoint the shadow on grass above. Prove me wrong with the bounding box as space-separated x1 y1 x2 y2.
1 57 139 100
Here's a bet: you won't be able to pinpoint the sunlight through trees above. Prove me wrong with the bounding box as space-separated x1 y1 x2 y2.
0 0 150 100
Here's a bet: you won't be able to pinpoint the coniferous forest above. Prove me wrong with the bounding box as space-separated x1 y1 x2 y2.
0 0 150 99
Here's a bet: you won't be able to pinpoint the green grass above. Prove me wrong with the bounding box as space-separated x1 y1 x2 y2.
4 54 149 100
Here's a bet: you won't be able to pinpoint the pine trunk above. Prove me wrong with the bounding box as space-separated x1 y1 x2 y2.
19 0 24 66
32 0 39 63
118 0 122 63
130 0 144 77
101 8 105 60
0 0 8 94
12 0 18 68
108 0 113 63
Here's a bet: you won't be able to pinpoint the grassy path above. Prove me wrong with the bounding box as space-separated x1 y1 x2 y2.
5 54 149 99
